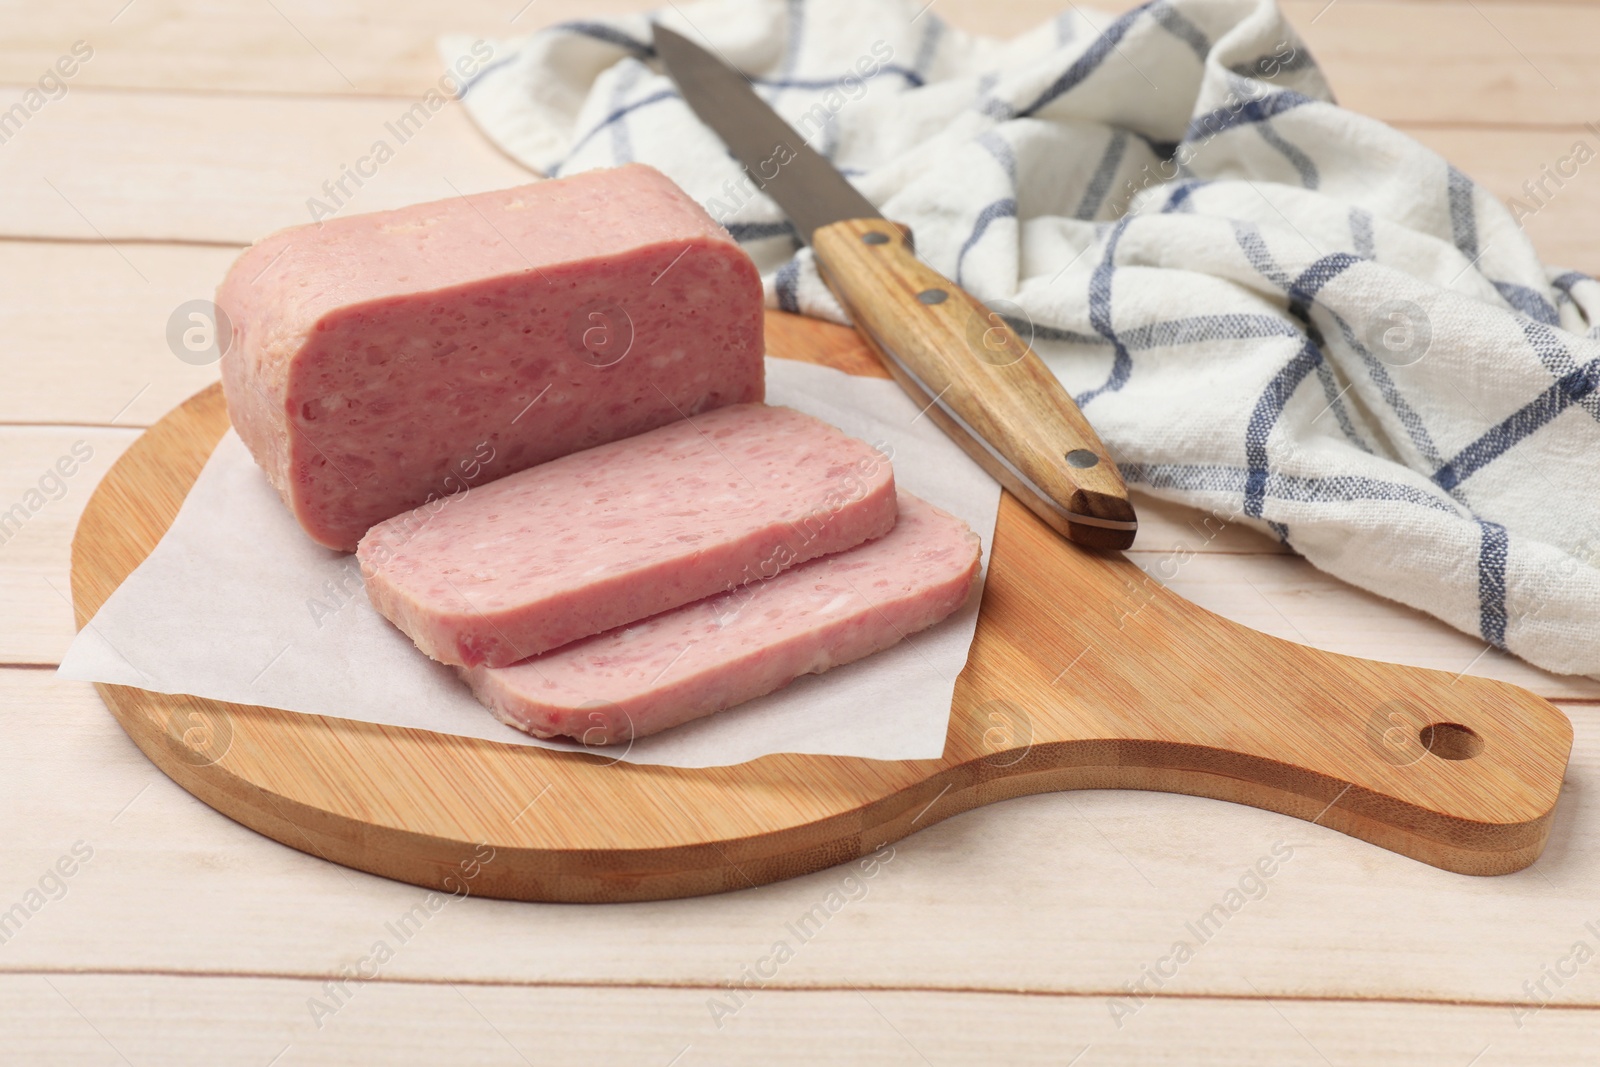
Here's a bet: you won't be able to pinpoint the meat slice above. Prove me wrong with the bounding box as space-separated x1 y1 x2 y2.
218 163 764 551
359 404 898 669
459 493 980 743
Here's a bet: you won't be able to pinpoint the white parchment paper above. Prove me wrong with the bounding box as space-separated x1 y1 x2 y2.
59 358 1001 767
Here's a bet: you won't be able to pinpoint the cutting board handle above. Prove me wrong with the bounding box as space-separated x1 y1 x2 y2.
942 495 1572 875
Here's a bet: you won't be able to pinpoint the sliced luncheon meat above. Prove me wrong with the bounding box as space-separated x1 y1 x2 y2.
458 493 980 743
358 404 898 668
218 163 764 551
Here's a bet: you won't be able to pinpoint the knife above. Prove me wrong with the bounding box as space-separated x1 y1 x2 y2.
653 25 1138 550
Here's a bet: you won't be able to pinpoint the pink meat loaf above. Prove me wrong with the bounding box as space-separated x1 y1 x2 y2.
217 163 764 551
358 403 898 669
460 493 980 743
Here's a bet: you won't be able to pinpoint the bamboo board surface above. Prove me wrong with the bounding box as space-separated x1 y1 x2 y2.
68 311 1573 900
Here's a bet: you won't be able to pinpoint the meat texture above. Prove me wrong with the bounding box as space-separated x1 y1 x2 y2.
218 163 765 550
460 492 981 743
358 404 899 668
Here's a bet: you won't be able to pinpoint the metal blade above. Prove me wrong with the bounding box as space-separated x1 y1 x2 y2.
653 25 881 245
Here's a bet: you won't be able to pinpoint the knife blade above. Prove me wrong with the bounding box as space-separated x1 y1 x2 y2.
654 25 1137 550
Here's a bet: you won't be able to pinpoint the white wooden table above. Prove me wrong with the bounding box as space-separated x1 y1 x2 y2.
3 1 1597 1062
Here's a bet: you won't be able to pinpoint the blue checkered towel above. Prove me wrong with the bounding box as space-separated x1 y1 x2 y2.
442 0 1600 678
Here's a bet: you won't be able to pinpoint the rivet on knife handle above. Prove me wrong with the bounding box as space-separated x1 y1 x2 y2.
813 219 1138 551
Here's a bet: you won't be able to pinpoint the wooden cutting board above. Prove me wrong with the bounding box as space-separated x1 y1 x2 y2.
70 310 1573 901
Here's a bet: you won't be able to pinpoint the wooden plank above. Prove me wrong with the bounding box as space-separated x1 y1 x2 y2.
2 336 1589 704
3 0 1596 127
0 665 1595 1007
3 971 1597 1066
0 241 235 427
0 428 135 664
0 0 1141 100
1280 0 1591 127
21 423 1588 701
1405 124 1600 273
0 0 655 99
0 91 533 245
0 236 1390 569
0 234 1273 558
0 93 1595 273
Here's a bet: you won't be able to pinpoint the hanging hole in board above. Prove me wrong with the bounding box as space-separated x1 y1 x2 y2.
1420 722 1484 761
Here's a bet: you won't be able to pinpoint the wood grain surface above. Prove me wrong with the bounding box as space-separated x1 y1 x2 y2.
10 0 1600 1060
68 311 1573 902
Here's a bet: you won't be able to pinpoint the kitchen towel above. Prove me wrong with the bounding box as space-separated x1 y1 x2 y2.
441 0 1600 678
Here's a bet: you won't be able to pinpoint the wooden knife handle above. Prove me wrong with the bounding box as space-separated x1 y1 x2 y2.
812 218 1138 550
